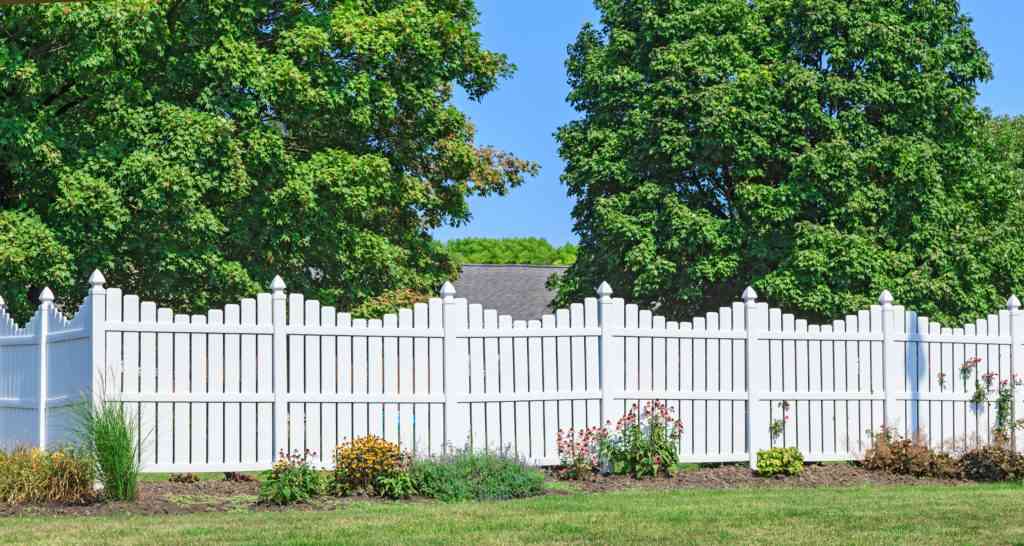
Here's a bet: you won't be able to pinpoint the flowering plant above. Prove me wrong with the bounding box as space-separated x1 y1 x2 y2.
960 356 981 383
258 449 325 505
334 435 407 494
994 374 1024 442
556 426 608 480
769 401 791 442
937 372 947 390
600 400 684 478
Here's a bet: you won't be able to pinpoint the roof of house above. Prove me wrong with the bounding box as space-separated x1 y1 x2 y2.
452 264 568 321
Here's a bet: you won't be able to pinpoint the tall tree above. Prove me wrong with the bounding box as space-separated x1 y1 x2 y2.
556 0 1023 325
0 0 535 322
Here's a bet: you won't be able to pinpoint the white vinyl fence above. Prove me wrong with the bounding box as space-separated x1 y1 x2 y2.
1 271 1022 471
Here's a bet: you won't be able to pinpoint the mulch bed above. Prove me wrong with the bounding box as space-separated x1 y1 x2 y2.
553 463 969 494
0 480 393 517
0 464 970 517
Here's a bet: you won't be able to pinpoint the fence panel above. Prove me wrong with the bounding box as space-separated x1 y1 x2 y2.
2 272 1023 471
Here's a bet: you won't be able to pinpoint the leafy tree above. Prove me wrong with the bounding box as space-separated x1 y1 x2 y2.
445 237 577 265
556 0 1023 325
0 1 535 323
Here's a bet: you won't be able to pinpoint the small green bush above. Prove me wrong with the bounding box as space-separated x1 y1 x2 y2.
0 447 96 505
960 445 1024 481
409 448 544 502
756 447 804 477
376 471 417 500
259 449 326 506
75 401 141 501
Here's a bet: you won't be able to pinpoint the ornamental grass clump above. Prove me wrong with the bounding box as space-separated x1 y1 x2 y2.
0 447 96 505
74 400 141 501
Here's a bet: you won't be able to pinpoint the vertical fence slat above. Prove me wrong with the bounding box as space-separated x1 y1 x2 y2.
744 288 767 469
441 283 469 452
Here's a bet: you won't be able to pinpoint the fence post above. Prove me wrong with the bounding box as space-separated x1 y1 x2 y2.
88 270 107 417
1008 295 1023 451
441 282 469 451
36 287 53 449
596 282 621 427
880 290 900 430
270 275 288 460
743 287 768 469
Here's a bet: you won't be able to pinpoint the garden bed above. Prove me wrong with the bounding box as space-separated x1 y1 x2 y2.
553 462 969 494
0 463 970 517
0 478 401 517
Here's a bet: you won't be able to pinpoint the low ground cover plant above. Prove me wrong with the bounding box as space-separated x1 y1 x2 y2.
410 448 544 502
756 447 804 477
259 449 325 505
0 447 96 505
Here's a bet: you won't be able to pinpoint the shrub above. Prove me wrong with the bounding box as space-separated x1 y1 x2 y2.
169 473 199 484
409 448 544 502
75 401 141 501
223 472 256 482
0 447 96 505
556 426 607 480
376 471 417 500
862 428 960 479
334 436 404 493
960 445 1024 482
258 449 325 505
601 401 684 478
756 447 804 477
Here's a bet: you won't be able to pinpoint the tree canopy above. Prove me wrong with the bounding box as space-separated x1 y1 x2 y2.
0 0 535 322
445 237 577 265
556 0 1024 325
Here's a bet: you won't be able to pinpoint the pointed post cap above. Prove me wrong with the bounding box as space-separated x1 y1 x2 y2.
88 269 106 286
0 295 5 307
741 286 758 304
269 275 286 293
879 290 894 307
1009 294 1021 312
596 281 613 301
440 281 456 302
39 287 55 306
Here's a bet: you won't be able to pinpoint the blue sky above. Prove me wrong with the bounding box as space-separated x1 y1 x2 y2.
434 1 1024 246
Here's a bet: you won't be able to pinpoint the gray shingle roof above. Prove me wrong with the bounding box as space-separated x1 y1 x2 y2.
452 264 568 321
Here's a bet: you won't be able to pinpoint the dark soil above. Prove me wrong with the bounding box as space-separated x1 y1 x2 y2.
0 463 970 517
0 480 391 517
553 463 970 493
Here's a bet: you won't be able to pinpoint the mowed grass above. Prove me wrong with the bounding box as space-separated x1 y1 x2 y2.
3 483 1024 545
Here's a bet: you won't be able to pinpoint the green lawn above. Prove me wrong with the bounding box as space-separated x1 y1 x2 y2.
3 483 1024 545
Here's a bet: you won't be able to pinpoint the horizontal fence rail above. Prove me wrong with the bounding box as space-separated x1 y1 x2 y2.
1 273 1022 471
